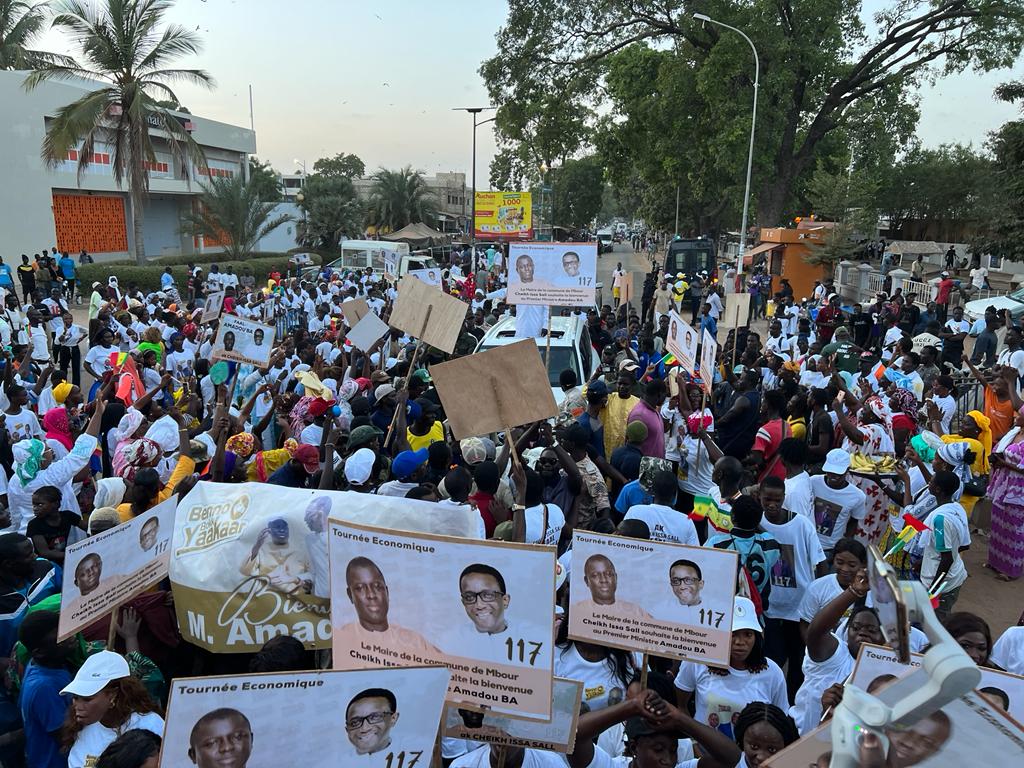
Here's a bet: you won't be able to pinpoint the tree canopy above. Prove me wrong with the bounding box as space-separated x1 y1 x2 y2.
180 174 292 260
248 157 282 203
366 166 437 232
312 152 365 180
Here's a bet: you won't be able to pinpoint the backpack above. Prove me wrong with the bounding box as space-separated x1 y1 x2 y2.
712 533 781 615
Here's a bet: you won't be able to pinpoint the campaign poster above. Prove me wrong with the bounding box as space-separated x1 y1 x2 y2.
441 678 582 753
329 520 556 719
58 497 175 641
170 482 485 653
850 643 1024 725
764 644 1024 766
507 242 597 307
159 666 449 767
666 311 699 373
383 249 399 279
699 328 717 395
567 531 738 666
408 268 442 287
211 315 276 368
201 291 224 324
474 191 533 238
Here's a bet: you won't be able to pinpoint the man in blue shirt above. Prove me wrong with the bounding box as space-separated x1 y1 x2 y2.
699 300 718 341
18 610 73 768
0 258 13 293
57 252 76 304
160 267 175 291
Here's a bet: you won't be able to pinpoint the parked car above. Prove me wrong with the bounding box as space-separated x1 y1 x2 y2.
474 314 598 404
964 285 1024 322
596 229 614 254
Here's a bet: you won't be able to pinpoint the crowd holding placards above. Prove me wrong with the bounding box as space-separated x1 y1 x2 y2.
0 246 1020 768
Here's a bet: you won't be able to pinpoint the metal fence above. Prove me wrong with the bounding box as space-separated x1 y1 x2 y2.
951 372 985 431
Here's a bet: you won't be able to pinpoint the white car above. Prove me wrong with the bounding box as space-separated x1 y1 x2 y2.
474 314 599 404
963 286 1024 322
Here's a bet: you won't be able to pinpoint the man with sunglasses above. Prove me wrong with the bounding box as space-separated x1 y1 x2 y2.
345 688 399 756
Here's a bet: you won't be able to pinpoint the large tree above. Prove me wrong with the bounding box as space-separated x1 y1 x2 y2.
0 0 73 69
366 166 437 232
483 1 1024 228
248 156 282 203
25 0 213 265
312 152 365 180
180 174 292 259
297 172 362 250
548 155 605 230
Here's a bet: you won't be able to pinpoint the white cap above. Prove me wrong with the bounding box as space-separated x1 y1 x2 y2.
732 596 761 634
822 448 852 475
374 384 396 400
344 448 375 486
60 651 130 697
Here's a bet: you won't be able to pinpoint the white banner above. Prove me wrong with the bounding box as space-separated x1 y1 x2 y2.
666 311 698 373
211 315 276 367
507 242 597 306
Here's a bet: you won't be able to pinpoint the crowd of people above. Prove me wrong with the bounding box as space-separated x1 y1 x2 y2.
0 243 1019 768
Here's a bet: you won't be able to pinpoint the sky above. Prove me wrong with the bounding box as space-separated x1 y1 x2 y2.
33 0 1023 181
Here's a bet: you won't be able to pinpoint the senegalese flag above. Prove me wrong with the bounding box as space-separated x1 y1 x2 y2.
659 351 680 367
690 495 733 533
883 513 929 559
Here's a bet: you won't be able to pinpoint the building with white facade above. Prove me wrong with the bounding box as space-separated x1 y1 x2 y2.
0 69 256 261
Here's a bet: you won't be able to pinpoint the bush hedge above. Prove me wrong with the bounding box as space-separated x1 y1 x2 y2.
77 252 322 292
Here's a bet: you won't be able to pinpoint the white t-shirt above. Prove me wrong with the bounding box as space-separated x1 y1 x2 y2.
555 643 638 712
759 513 826 621
790 641 854 735
5 408 42 442
991 626 1024 675
623 503 699 546
918 501 969 591
450 745 566 767
84 343 118 376
68 711 165 768
970 267 988 289
783 472 814 520
674 659 789 730
809 476 866 550
929 394 956 434
678 433 714 496
524 502 566 546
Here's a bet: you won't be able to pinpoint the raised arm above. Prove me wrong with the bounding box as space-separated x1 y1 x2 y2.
806 568 868 662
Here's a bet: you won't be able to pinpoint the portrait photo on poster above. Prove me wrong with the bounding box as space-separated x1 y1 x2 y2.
328 519 556 719
699 328 717 395
210 315 276 368
200 291 224 324
567 531 738 666
507 242 598 307
58 497 175 641
408 268 441 287
666 310 698 373
160 666 449 767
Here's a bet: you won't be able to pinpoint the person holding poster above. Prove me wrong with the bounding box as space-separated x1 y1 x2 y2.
334 556 442 660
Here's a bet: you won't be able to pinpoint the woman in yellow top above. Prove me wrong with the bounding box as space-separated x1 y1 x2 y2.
114 409 195 522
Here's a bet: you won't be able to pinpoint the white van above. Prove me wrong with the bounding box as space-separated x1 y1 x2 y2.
307 240 438 280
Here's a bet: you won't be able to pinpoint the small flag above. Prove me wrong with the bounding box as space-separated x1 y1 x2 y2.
690 495 733 533
882 513 930 559
659 351 679 367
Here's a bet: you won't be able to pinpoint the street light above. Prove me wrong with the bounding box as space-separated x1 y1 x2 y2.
693 13 759 286
453 106 496 269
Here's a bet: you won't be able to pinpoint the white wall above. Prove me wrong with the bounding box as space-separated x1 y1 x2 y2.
256 202 300 253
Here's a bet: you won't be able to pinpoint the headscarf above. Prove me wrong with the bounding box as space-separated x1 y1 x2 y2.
88 507 122 535
889 388 919 426
937 442 974 486
338 379 360 402
12 439 46 484
115 408 145 445
966 410 992 462
113 438 161 483
145 418 179 454
42 408 72 451
53 381 74 405
865 395 893 428
226 432 257 460
94 477 127 509
289 395 317 437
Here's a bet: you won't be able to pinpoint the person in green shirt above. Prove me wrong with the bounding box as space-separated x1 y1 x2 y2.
820 326 862 373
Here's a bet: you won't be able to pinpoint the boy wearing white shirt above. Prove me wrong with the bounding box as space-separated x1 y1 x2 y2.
919 470 970 620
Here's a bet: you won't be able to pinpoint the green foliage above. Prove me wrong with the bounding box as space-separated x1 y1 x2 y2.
973 119 1024 261
77 253 320 292
312 152 365 180
24 0 214 265
804 164 878 270
547 156 604 229
297 172 363 252
366 167 438 231
248 157 282 203
179 175 292 260
1 0 75 69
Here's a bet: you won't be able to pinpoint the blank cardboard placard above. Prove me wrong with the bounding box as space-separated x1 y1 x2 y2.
341 298 369 327
346 312 390 352
721 292 751 329
389 275 468 354
430 339 558 439
620 272 634 307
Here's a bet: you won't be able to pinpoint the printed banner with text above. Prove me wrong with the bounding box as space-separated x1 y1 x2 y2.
211 314 276 368
329 519 556 719
170 482 484 653
474 191 533 239
568 531 738 666
507 242 598 307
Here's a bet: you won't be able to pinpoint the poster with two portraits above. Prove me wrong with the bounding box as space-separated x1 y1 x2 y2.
507 242 597 307
211 315 276 368
329 520 557 720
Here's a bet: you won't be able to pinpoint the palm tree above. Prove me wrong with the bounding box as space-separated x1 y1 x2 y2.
24 0 214 265
367 166 438 232
180 175 292 260
1 0 74 69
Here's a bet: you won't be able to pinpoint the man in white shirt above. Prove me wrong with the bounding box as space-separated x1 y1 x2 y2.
706 287 724 320
969 264 988 291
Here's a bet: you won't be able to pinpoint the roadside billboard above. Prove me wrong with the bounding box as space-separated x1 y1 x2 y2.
475 191 533 239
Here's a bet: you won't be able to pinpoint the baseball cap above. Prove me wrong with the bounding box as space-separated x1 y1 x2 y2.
618 359 640 373
344 448 375 486
392 448 429 479
460 437 489 465
588 380 609 397
822 448 852 475
410 368 432 384
941 271 949 277
292 444 321 474
61 651 130 697
732 596 762 634
348 425 383 450
374 384 396 401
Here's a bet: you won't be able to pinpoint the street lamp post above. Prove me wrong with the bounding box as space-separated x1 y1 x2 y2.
454 107 496 270
693 13 759 286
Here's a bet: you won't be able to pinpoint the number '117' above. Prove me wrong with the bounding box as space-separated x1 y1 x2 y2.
506 638 543 664
384 751 421 768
